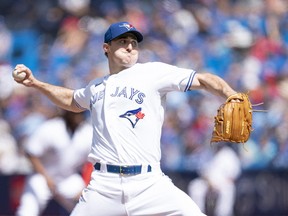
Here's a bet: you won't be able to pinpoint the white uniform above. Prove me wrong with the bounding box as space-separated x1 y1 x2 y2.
16 117 92 216
72 62 206 216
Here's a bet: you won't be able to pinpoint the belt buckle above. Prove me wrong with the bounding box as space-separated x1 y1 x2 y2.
120 165 129 176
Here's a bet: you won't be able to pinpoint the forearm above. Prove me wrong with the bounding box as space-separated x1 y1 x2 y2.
13 64 82 112
191 73 237 99
32 79 79 112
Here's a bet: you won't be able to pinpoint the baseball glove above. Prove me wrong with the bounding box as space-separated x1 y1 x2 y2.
211 93 253 143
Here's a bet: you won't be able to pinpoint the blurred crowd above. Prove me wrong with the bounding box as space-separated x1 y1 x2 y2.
0 0 288 175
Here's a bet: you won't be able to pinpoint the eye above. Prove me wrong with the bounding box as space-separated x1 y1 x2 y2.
119 39 126 45
131 41 138 48
117 38 138 48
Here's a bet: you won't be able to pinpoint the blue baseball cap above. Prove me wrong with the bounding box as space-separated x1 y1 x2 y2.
104 22 143 43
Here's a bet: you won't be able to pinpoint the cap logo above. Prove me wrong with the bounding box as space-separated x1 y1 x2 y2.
119 23 135 31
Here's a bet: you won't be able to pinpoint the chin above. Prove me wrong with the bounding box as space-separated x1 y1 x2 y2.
123 60 137 68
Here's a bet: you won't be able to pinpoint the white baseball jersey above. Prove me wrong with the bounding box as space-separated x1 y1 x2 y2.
74 62 195 165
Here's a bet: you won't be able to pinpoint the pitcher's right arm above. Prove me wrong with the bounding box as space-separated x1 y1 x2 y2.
13 64 83 113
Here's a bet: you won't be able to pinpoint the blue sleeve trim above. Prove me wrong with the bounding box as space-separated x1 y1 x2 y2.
184 71 196 92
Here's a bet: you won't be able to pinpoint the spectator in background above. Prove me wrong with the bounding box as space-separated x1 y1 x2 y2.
188 143 241 216
16 111 92 216
0 119 19 174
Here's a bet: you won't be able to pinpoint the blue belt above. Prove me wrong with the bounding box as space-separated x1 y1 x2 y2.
94 162 152 175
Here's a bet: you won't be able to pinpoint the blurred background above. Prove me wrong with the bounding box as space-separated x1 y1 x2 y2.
0 0 288 215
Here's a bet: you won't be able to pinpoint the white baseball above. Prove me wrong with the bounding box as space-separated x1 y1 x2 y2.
12 69 26 81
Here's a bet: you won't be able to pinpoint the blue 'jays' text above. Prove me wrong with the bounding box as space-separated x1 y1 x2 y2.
111 87 145 104
90 87 146 107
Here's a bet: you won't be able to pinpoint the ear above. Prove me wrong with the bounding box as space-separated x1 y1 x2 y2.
103 43 109 54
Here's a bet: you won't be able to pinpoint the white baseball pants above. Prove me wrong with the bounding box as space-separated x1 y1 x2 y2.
70 168 206 216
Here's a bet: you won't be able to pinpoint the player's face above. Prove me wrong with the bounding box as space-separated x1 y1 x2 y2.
104 33 139 71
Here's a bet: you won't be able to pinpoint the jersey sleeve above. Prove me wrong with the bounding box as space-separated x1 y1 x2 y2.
74 77 106 110
73 80 95 110
73 88 90 110
150 62 196 93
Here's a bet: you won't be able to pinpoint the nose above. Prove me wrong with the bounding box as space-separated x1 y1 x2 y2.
126 43 133 52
